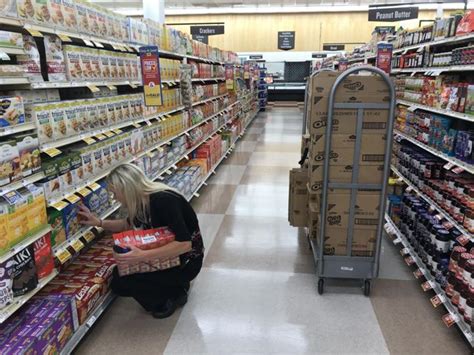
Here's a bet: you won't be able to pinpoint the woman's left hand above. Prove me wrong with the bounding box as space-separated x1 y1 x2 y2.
113 245 151 263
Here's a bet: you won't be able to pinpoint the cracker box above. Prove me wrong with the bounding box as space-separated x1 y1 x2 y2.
0 139 22 186
16 133 41 177
21 184 47 232
47 207 66 248
0 96 25 128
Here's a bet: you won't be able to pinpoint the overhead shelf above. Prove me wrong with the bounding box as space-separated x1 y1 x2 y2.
0 46 25 55
390 164 473 241
191 77 225 82
397 99 474 123
394 129 474 174
384 214 474 346
393 33 474 54
392 65 474 74
30 80 142 90
0 122 36 137
192 93 228 107
0 77 29 85
0 171 46 196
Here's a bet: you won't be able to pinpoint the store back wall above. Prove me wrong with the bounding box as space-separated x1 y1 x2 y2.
166 11 437 52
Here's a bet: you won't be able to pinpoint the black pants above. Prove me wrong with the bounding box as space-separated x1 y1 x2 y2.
111 257 203 312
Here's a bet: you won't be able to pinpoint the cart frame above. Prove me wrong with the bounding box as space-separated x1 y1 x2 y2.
315 66 396 295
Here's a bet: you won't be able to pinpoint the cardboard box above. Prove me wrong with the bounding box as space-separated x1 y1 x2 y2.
308 202 319 240
309 133 387 165
308 72 390 136
308 164 385 193
288 168 308 227
323 227 377 257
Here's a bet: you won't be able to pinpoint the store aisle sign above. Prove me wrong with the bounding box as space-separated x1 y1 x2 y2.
376 42 393 74
323 44 345 51
225 64 234 90
190 25 225 36
368 7 418 22
278 31 295 50
139 46 163 106
192 34 208 44
249 55 263 60
312 53 327 58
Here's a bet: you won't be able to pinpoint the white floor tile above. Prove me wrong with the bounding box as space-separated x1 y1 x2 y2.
164 268 389 355
196 213 225 259
248 151 301 167
207 165 247 185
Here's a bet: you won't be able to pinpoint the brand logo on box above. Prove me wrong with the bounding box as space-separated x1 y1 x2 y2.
327 215 341 225
313 96 323 104
311 182 322 191
312 119 339 129
343 81 364 91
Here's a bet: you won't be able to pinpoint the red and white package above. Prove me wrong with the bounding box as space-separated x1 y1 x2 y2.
33 233 55 279
113 227 181 276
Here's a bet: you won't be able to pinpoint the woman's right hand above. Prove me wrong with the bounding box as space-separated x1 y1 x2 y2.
78 204 101 227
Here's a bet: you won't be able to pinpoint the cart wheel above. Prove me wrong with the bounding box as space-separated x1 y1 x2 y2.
318 278 324 295
364 280 371 297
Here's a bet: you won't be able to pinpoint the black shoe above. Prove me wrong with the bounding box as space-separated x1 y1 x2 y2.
176 288 188 307
152 299 177 319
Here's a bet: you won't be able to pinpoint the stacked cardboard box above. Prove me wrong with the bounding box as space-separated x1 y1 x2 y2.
288 168 308 227
305 71 390 256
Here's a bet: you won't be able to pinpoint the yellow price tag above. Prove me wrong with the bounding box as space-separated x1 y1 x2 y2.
51 200 69 210
104 131 115 138
65 194 81 204
77 187 92 197
95 133 107 140
83 231 95 243
112 129 123 134
107 85 117 90
87 84 100 93
44 147 62 157
57 33 72 42
71 239 85 252
57 249 72 264
88 182 101 191
25 28 43 37
83 137 96 145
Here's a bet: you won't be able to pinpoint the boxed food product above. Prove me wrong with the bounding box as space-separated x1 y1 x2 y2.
16 133 41 176
16 0 36 21
51 103 68 140
0 30 23 49
47 207 66 248
11 245 38 297
33 104 53 143
68 151 84 186
48 0 65 28
0 96 25 128
57 155 74 194
288 167 308 227
64 45 84 81
76 101 89 131
108 52 118 79
62 0 77 31
37 158 61 201
33 233 54 279
17 35 43 82
1 0 17 18
19 184 46 233
64 101 81 136
61 201 79 239
0 139 22 186
44 34 67 82
0 259 15 309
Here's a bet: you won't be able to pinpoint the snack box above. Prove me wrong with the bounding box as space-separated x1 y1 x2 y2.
37 158 61 201
33 232 54 279
61 201 80 240
0 139 22 186
1 190 29 247
15 133 41 177
0 96 25 128
47 207 66 248
20 184 47 232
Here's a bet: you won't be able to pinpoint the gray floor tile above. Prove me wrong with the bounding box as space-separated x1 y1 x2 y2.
207 165 247 185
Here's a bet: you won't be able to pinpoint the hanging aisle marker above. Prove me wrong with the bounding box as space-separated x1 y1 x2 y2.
139 46 163 106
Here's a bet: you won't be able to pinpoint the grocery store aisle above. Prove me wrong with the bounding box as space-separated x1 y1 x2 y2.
75 107 470 355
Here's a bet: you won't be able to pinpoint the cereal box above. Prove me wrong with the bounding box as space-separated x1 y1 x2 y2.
1 0 17 18
106 98 116 124
16 132 41 176
34 104 53 143
91 143 104 173
33 233 54 279
38 158 61 201
76 101 89 131
89 49 101 81
61 201 79 239
3 190 29 246
44 34 67 82
80 48 93 80
96 98 108 128
0 96 25 128
0 139 21 186
57 155 73 194
86 101 99 130
0 259 15 309
108 52 118 79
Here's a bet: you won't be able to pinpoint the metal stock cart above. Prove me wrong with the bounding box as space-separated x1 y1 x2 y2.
313 66 396 296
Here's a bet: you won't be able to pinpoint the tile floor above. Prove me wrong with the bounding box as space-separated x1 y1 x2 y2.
75 107 471 355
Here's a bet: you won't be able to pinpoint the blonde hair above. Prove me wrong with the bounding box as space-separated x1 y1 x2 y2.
106 163 171 225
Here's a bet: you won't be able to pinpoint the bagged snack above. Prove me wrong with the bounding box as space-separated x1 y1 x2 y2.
0 96 25 128
11 245 38 297
33 233 54 279
17 35 43 82
0 259 15 309
16 133 41 176
44 34 67 82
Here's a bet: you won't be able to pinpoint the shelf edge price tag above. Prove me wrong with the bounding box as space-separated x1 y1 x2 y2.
107 85 117 90
57 249 72 264
129 83 138 89
83 231 95 243
112 129 123 135
104 131 115 138
421 280 434 292
443 162 455 170
65 194 80 204
95 133 107 141
93 41 104 48
57 33 72 42
88 182 101 191
457 235 470 246
413 269 423 279
44 147 62 157
71 239 85 253
442 313 459 328
83 137 96 145
404 256 415 266
132 122 141 128
25 28 43 37
51 200 69 211
77 187 92 197
452 166 465 174
0 51 10 61
430 294 445 308
400 247 409 256
87 84 100 93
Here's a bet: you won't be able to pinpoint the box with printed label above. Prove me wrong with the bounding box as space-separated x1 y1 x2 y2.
323 227 377 256
288 168 308 227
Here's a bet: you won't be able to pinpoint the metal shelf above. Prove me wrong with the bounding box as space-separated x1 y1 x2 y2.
393 33 474 54
0 171 45 196
390 165 473 242
0 225 51 264
192 93 228 107
0 122 36 137
0 46 25 55
347 55 376 63
191 77 225 82
384 214 474 346
60 292 116 355
0 77 29 85
0 271 58 323
394 130 474 174
30 80 141 90
397 99 474 123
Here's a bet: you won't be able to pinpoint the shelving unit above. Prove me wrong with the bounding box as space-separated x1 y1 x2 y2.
0 225 52 264
392 33 474 54
390 165 473 241
384 214 474 346
397 100 474 123
0 171 45 196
